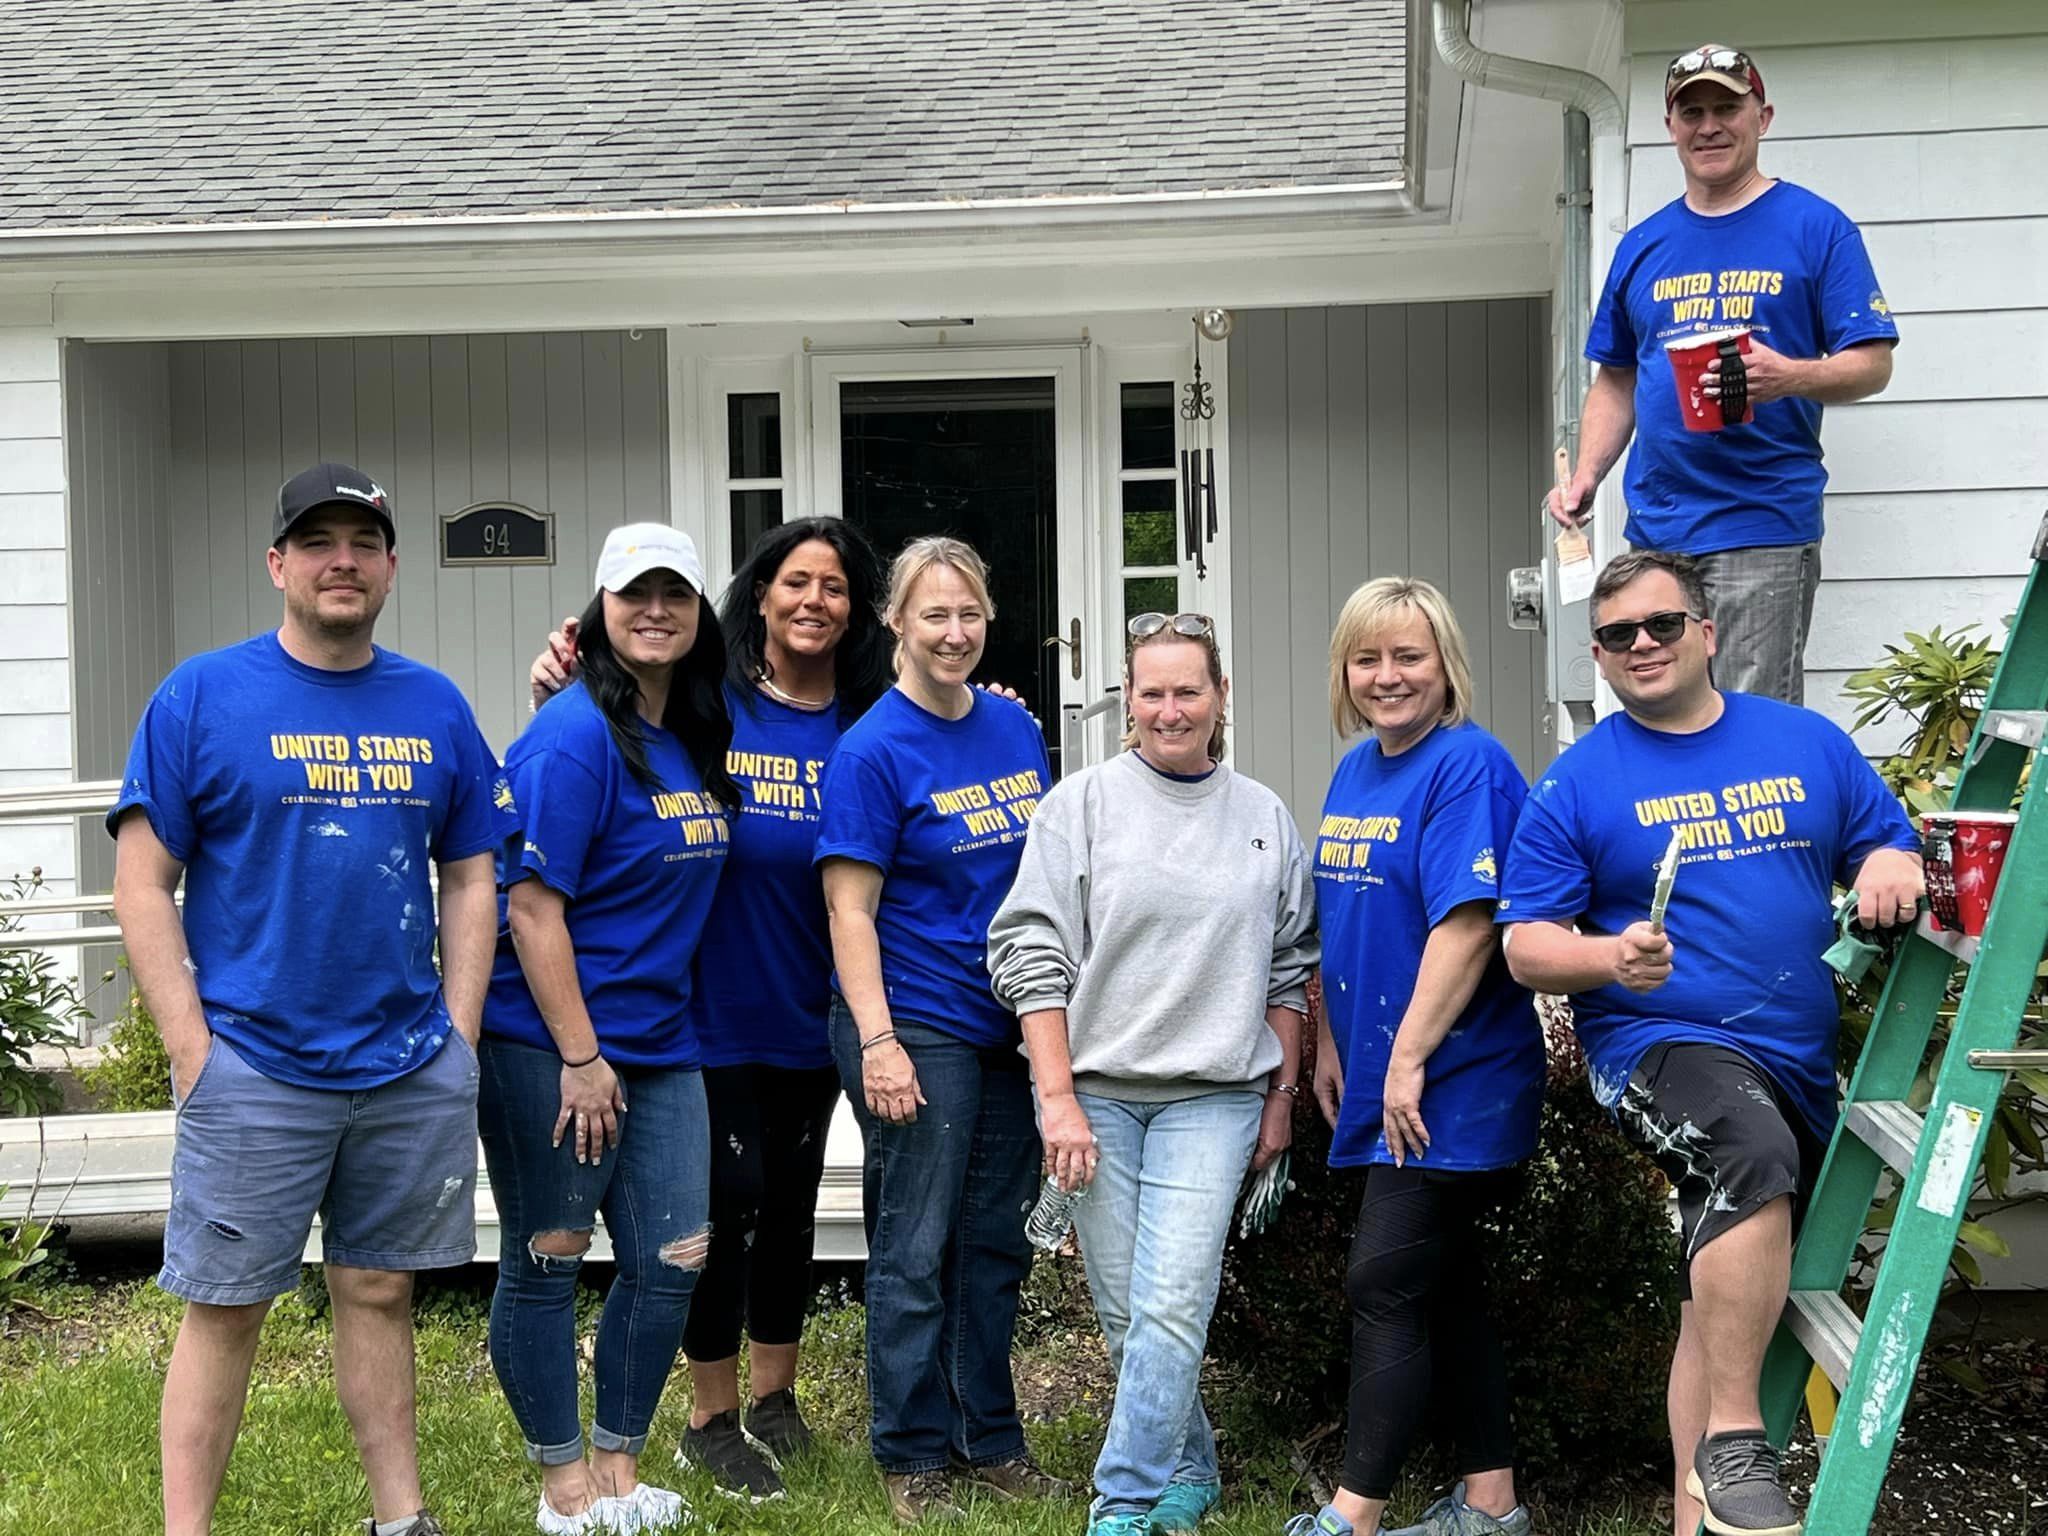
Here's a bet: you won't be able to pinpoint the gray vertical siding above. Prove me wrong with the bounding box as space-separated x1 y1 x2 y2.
65 340 173 1022
149 330 669 754
1228 300 1551 832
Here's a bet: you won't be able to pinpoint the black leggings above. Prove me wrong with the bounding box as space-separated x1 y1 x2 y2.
1342 1163 1518 1501
681 1062 842 1363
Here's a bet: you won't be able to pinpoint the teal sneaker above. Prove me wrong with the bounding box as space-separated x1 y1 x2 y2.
1282 1507 1353 1536
1383 1482 1531 1536
1149 1481 1222 1533
1089 1515 1153 1536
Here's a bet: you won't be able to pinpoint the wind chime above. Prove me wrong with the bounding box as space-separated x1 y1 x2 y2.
1179 308 1231 580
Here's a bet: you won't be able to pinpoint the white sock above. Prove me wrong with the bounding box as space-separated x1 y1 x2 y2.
374 1517 420 1536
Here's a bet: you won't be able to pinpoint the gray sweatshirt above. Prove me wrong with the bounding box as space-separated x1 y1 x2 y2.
987 751 1320 1102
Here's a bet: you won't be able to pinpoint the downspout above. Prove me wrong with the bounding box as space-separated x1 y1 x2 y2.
1432 0 1627 734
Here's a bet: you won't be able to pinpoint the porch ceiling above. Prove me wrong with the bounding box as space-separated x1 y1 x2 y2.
0 0 1404 233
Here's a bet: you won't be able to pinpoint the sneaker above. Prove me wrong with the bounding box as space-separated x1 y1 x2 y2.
1091 1515 1154 1536
678 1409 786 1502
885 1469 965 1525
1149 1480 1223 1532
1686 1432 1803 1536
1383 1482 1532 1536
623 1482 691 1531
961 1448 1074 1501
364 1515 447 1536
1282 1507 1353 1536
534 1492 602 1535
746 1385 815 1460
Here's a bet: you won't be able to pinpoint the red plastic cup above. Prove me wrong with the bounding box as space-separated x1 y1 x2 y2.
1664 327 1754 432
1921 810 2019 938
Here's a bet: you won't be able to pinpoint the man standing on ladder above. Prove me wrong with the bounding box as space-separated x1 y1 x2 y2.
109 463 517 1536
1495 551 1923 1536
1547 43 1899 705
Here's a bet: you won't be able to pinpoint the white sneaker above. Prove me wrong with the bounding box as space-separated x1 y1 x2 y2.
534 1491 601 1535
622 1483 691 1531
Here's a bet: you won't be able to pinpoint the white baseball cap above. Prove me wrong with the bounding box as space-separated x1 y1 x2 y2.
594 523 706 596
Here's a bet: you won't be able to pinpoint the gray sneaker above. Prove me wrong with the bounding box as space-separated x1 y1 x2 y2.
1383 1481 1532 1536
1686 1432 1803 1536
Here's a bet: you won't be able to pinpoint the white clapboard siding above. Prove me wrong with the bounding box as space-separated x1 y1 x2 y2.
1622 15 2047 749
1625 34 2048 142
1227 300 1550 832
0 319 72 906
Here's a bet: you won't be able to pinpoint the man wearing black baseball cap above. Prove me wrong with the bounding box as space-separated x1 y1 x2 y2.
1548 43 1900 709
273 460 398 549
109 462 517 1536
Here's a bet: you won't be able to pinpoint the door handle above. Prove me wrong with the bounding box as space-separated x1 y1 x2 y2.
1042 617 1082 681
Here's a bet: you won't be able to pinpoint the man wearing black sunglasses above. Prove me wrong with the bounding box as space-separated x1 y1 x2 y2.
1547 42 1899 708
1496 551 1922 1536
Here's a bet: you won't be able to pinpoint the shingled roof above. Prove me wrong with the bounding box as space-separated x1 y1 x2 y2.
0 0 1406 231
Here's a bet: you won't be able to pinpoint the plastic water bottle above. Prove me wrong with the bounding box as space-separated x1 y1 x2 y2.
1024 1177 1086 1252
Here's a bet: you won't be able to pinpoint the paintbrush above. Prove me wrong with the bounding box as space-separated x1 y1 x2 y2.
1649 826 1683 933
1554 446 1595 607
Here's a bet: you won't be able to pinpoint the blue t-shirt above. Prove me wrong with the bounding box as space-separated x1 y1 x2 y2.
485 682 730 1069
108 632 516 1091
1315 722 1544 1171
694 683 848 1070
1587 181 1899 554
1496 692 1917 1138
814 687 1051 1047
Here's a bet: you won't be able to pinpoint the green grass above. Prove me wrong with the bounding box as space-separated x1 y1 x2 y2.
0 1274 1663 1536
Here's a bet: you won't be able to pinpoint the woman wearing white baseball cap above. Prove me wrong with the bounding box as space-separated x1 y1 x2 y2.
479 523 738 1534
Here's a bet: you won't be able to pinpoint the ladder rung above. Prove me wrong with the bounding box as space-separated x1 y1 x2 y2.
1969 1049 2048 1070
1975 709 2046 752
1844 1099 1925 1178
1914 911 1979 965
1786 1290 1861 1390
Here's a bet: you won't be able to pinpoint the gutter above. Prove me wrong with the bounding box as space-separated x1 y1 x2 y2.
0 180 1415 262
1432 0 1628 730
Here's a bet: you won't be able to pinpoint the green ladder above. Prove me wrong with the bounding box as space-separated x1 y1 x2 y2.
1756 510 2048 1533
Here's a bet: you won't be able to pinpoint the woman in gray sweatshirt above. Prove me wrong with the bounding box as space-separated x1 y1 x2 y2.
987 612 1320 1536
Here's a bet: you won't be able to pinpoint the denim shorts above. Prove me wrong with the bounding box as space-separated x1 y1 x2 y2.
160 1032 481 1306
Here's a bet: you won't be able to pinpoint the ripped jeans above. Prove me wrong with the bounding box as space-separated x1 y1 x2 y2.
477 1038 711 1464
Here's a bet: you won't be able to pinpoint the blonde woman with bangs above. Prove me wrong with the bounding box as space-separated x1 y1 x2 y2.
1284 578 1544 1536
815 536 1070 1524
988 612 1318 1536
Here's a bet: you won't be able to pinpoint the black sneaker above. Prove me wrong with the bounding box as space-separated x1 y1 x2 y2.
746 1385 815 1460
1686 1431 1802 1536
678 1409 786 1503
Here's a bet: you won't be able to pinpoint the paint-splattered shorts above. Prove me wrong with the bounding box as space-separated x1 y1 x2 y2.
160 1032 480 1305
1614 1041 1824 1300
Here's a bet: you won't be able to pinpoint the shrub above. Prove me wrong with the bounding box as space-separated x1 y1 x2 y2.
1209 986 1679 1493
77 968 172 1113
0 871 89 1117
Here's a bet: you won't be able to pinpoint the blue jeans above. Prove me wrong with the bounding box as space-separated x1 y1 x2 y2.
831 999 1040 1473
477 1038 710 1464
1071 1090 1262 1516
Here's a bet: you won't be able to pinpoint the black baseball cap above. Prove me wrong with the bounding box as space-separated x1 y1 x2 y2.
273 462 396 548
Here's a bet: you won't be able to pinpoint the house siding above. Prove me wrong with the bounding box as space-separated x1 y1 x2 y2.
0 302 76 937
1227 300 1552 833
148 330 670 758
1619 18 2048 749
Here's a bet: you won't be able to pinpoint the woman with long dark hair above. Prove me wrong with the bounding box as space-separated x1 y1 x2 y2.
482 524 737 1536
526 517 893 1502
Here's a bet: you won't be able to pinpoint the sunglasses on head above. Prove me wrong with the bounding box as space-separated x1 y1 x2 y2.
1665 45 1761 100
1592 610 1700 653
1127 611 1214 640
